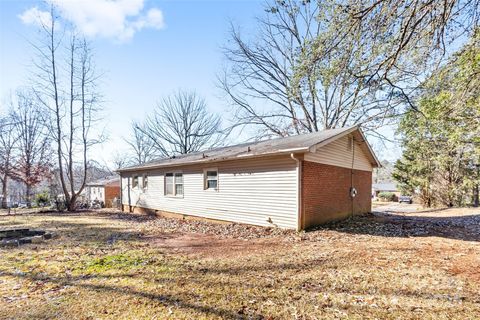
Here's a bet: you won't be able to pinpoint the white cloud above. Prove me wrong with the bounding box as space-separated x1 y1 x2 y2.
18 7 52 27
135 8 164 29
19 0 165 42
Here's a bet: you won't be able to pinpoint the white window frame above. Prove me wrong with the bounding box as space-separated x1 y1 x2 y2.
203 168 219 191
164 171 183 197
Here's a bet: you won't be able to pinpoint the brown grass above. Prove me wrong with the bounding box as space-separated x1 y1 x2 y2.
0 208 479 319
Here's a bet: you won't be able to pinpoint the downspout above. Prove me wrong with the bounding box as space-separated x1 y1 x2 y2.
291 153 303 231
350 136 356 217
119 174 123 211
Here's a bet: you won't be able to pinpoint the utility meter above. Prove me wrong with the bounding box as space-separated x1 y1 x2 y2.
350 187 358 198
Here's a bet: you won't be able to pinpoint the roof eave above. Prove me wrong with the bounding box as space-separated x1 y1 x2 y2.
356 128 382 168
116 148 310 173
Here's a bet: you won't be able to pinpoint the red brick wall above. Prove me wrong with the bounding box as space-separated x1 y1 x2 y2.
301 161 372 229
104 186 120 208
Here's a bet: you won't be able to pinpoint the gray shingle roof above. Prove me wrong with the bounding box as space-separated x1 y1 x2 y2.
372 183 398 192
118 126 378 172
87 176 120 187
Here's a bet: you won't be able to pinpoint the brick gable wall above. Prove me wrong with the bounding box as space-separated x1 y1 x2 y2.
302 161 372 229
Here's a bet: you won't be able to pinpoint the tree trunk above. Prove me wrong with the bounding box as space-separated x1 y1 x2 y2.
473 184 479 207
1 176 8 209
26 183 32 208
67 194 77 211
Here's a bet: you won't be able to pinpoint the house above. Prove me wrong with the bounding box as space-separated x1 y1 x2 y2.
372 182 400 200
86 177 121 208
117 126 380 230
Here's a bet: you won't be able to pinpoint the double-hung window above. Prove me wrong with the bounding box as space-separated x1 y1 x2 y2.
165 172 183 196
204 169 218 190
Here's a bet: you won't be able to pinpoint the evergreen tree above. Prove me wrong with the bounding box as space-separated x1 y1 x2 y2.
394 30 480 207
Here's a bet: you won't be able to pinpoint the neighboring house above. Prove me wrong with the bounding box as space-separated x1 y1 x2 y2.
87 177 121 208
117 126 380 230
372 182 400 200
57 190 88 202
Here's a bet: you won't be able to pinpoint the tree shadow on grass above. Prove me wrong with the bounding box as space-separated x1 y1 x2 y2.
315 211 480 242
1 270 262 320
0 219 146 247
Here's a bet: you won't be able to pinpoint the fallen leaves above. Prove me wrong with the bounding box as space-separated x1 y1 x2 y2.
0 208 479 319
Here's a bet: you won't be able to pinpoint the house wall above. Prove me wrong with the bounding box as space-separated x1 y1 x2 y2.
300 135 374 228
304 134 373 172
104 186 120 208
302 161 372 229
89 186 105 203
121 155 298 229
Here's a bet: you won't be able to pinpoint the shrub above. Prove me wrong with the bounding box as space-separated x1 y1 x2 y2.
35 192 50 207
378 192 396 202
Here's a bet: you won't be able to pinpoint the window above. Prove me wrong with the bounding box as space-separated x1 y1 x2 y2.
175 173 183 195
132 176 139 188
204 169 218 190
165 172 183 196
143 175 148 190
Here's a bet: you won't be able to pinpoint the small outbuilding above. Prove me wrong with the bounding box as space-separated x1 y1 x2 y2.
117 126 380 230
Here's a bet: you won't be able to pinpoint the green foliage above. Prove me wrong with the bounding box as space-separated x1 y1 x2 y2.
393 31 480 207
35 191 50 207
84 254 147 273
378 192 396 202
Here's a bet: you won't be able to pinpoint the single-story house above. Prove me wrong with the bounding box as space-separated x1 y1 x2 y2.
86 177 121 208
117 126 380 230
372 182 400 200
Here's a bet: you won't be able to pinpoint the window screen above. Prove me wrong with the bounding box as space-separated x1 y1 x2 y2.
165 172 183 196
175 173 183 195
205 170 218 190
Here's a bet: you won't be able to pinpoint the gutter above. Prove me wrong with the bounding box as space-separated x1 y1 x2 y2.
116 148 310 173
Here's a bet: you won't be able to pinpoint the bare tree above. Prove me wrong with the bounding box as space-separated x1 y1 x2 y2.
124 121 157 165
325 0 480 85
11 90 51 207
0 115 17 208
140 91 223 156
31 6 103 211
220 0 403 139
220 0 479 138
112 151 130 170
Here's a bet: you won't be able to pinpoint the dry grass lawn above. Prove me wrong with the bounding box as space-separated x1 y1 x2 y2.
0 207 479 319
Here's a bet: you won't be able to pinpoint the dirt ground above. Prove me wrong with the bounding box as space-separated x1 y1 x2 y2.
0 206 479 319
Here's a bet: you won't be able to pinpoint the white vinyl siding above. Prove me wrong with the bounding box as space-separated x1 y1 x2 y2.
121 156 298 228
89 186 105 203
304 135 373 172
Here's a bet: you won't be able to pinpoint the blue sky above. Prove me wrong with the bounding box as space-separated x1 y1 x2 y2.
1 0 401 167
0 0 268 167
